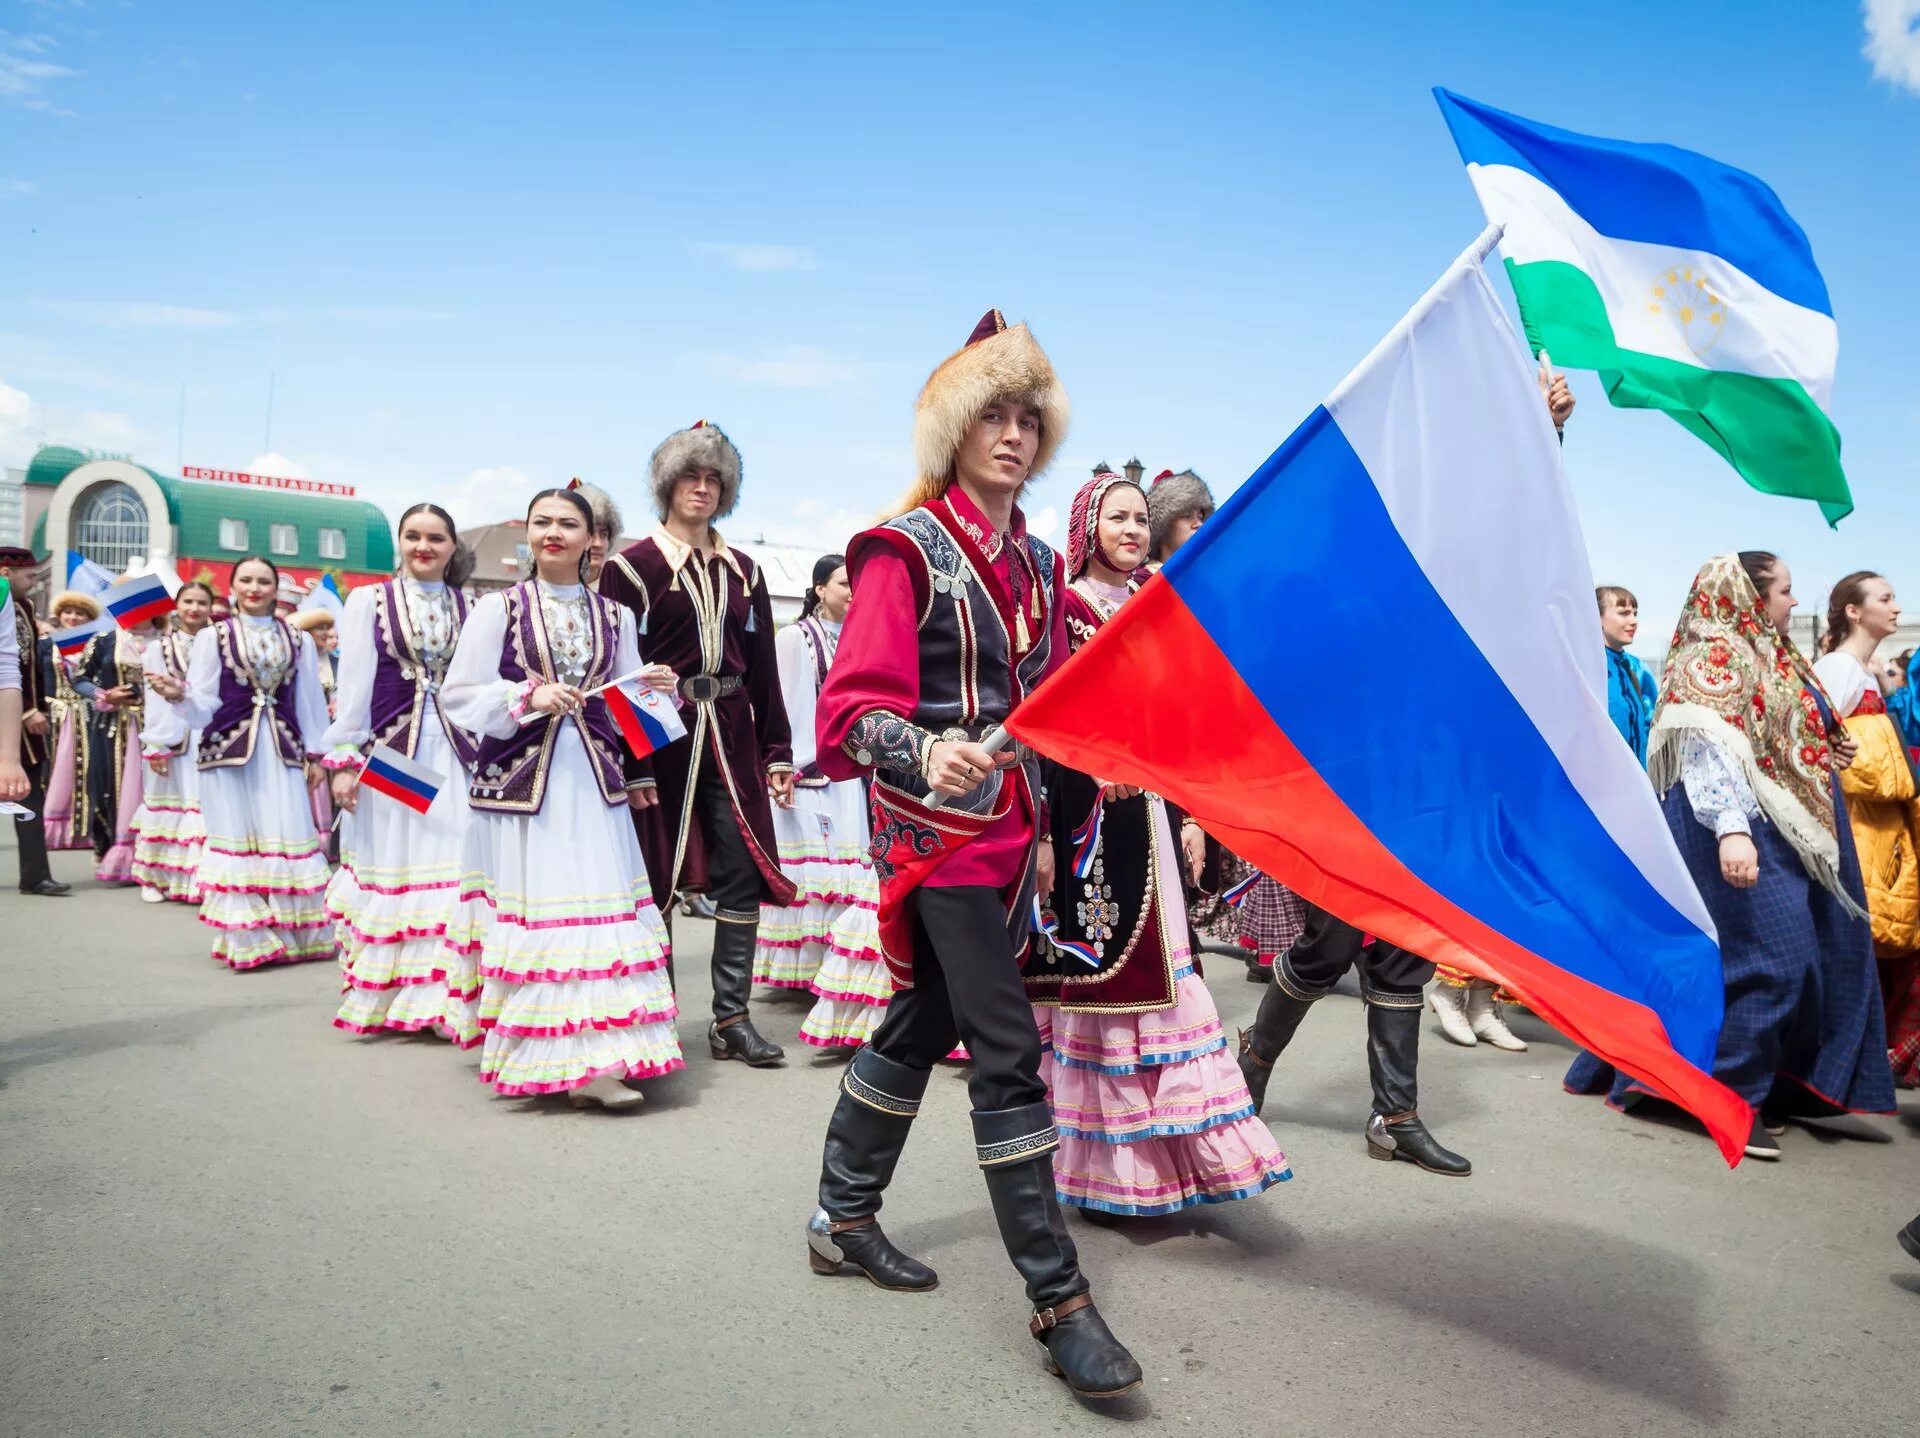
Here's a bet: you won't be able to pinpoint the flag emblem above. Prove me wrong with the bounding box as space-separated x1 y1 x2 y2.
604 680 687 760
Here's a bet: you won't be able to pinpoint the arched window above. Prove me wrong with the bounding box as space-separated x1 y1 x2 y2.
73 481 149 575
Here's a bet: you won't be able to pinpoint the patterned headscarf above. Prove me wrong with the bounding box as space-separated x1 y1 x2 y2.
1067 472 1145 579
1648 553 1847 899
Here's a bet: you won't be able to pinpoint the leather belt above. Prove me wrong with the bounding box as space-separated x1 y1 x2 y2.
679 673 744 704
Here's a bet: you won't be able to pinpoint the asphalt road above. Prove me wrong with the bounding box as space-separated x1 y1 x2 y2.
3 837 1916 1438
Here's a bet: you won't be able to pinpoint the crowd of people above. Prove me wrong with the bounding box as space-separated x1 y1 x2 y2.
0 306 1915 1404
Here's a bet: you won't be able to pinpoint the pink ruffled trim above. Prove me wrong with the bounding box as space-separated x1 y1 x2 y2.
471 955 670 984
133 857 200 876
335 870 461 897
331 915 451 947
479 1055 685 1097
806 983 885 1006
221 944 338 972
753 975 819 991
200 913 334 934
454 889 660 931
204 841 325 860
198 879 329 897
340 967 464 993
479 1004 680 1040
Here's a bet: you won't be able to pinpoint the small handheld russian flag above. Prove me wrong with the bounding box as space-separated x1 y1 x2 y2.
52 616 113 657
357 742 443 816
102 571 177 629
604 679 687 760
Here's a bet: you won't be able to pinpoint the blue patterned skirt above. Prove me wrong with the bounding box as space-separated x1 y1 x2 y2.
1566 780 1895 1116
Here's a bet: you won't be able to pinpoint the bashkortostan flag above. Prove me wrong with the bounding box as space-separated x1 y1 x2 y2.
1435 88 1848 524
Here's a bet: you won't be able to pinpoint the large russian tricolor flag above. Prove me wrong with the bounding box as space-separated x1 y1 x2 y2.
1008 229 1751 1164
102 571 176 629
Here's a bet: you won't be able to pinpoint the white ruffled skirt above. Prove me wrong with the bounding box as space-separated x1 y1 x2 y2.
443 728 682 1097
131 740 204 903
328 707 477 1044
196 740 335 970
755 780 873 992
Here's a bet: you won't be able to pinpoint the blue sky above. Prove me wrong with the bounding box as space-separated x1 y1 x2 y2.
2 1 1915 652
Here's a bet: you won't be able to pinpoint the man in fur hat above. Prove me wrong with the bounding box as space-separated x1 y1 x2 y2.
599 421 799 1068
1145 468 1214 569
801 310 1141 1402
0 546 64 893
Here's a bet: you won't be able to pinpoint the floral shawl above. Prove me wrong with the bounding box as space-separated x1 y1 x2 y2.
1648 553 1848 899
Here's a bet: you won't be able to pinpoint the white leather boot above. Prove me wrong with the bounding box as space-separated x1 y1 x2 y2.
1428 982 1477 1047
1465 986 1528 1051
570 1073 646 1109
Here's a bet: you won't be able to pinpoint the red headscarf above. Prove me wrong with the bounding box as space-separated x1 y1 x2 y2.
1067 471 1146 579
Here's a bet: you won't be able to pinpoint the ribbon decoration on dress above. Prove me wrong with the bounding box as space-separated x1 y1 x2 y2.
1030 894 1102 969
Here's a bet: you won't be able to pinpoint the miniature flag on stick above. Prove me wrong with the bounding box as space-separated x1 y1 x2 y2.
604 679 686 760
52 616 114 656
102 571 176 628
357 742 443 815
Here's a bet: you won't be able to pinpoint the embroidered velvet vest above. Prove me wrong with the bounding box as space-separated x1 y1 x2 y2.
367 579 479 768
467 580 627 814
873 505 1058 804
197 619 305 770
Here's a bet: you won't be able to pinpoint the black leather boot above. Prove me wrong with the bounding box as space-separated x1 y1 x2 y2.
708 917 784 1065
1235 980 1318 1117
1364 1002 1471 1176
975 1104 1142 1401
807 1049 937 1291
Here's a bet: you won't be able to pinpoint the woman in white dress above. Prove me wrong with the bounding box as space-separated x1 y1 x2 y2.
131 580 214 904
439 489 684 1108
324 504 481 1044
755 556 864 993
157 557 334 971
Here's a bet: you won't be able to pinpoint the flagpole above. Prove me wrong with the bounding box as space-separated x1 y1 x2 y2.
923 724 1011 813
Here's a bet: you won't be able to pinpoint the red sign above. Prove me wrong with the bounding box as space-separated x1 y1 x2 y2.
182 465 356 497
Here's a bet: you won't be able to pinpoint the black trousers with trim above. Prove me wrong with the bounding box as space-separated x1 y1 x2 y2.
690 760 763 918
1282 900 1434 999
14 751 52 890
867 884 1047 1113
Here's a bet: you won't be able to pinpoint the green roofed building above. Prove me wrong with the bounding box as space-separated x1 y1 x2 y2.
23 445 392 598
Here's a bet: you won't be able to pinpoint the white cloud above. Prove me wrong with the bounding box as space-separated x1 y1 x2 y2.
776 502 882 555
697 344 864 390
0 375 150 466
687 241 818 273
1865 0 1920 93
0 380 36 464
39 300 239 329
1027 505 1060 544
2 178 36 197
0 31 77 112
454 464 540 510
244 451 311 480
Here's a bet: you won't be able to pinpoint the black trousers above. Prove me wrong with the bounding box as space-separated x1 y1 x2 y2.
1279 901 1434 1005
690 760 762 920
14 751 53 890
867 885 1047 1113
